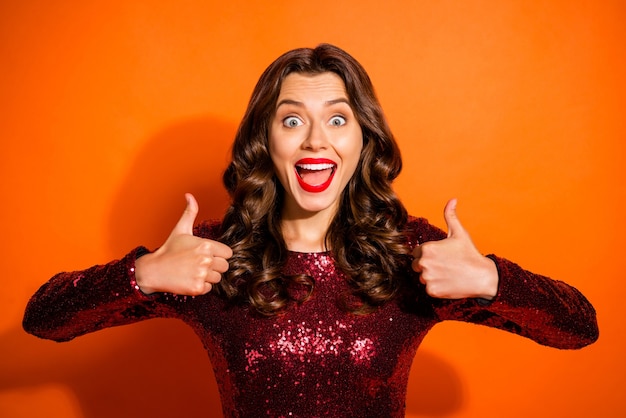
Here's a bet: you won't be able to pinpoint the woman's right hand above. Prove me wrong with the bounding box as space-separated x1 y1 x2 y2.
135 193 233 295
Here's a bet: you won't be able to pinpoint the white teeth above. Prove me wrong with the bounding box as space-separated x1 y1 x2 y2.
296 163 335 171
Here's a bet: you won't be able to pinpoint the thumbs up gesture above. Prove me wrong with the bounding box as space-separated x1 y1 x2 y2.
135 193 233 295
411 199 499 300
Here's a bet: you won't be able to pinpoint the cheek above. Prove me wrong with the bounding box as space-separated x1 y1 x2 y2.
268 130 292 162
347 150 362 179
345 135 364 173
268 138 284 167
268 144 291 184
269 148 291 174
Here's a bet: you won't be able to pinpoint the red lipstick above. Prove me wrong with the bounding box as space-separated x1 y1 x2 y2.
294 158 337 193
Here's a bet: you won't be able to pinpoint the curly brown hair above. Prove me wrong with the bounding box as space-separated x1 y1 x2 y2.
217 44 410 315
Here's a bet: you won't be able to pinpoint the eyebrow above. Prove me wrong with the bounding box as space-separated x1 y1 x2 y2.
275 98 351 109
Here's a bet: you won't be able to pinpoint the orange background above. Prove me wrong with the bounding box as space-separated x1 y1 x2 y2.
1 1 624 417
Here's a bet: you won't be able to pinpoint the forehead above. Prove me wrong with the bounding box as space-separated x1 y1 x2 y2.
277 72 348 102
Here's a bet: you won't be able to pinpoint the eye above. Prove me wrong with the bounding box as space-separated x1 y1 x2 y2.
283 116 303 128
329 116 346 127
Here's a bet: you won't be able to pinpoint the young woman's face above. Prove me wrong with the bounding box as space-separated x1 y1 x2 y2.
269 72 363 217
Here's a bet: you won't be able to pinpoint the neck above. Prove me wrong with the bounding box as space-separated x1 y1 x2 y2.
280 206 335 253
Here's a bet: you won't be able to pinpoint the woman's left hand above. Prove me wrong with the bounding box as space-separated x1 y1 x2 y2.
412 199 499 300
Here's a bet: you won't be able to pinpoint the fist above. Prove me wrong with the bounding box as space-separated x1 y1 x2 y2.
411 199 498 300
135 193 233 296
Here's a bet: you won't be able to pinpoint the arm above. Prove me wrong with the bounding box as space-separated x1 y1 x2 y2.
429 255 598 349
411 199 598 349
23 247 165 342
23 194 232 342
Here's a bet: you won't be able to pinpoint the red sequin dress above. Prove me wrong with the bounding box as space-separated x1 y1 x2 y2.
23 217 598 417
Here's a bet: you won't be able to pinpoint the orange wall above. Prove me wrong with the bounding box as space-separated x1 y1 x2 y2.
1 1 624 417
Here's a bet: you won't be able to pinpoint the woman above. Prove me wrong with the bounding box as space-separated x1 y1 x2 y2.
23 44 598 417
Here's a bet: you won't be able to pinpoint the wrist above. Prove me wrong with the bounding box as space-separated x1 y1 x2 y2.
477 256 499 300
134 252 158 294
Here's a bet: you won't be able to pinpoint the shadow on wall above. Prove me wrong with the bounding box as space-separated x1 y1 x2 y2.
107 116 234 254
3 116 463 417
406 350 463 416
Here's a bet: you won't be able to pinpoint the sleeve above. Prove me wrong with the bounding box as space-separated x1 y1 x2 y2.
406 216 598 349
430 255 599 349
22 247 178 342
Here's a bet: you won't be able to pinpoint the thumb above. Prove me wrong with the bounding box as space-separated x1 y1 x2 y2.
443 198 464 238
171 193 199 236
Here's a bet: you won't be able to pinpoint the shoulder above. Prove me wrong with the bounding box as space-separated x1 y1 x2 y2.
404 215 447 248
193 219 223 240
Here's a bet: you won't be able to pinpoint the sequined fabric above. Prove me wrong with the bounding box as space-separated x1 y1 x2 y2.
23 217 598 417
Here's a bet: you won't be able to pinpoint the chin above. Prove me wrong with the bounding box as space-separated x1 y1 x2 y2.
292 193 340 214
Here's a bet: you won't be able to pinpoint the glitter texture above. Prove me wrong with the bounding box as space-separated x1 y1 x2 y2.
23 217 598 417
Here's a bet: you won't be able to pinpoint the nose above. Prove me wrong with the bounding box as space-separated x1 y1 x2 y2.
302 121 328 151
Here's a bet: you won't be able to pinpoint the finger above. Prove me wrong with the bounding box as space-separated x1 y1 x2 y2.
210 256 230 274
411 258 422 273
211 241 234 259
204 270 224 284
411 243 422 258
443 198 464 238
202 282 213 294
171 193 199 236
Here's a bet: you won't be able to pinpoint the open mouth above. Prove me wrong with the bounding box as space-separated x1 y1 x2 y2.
294 159 337 193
